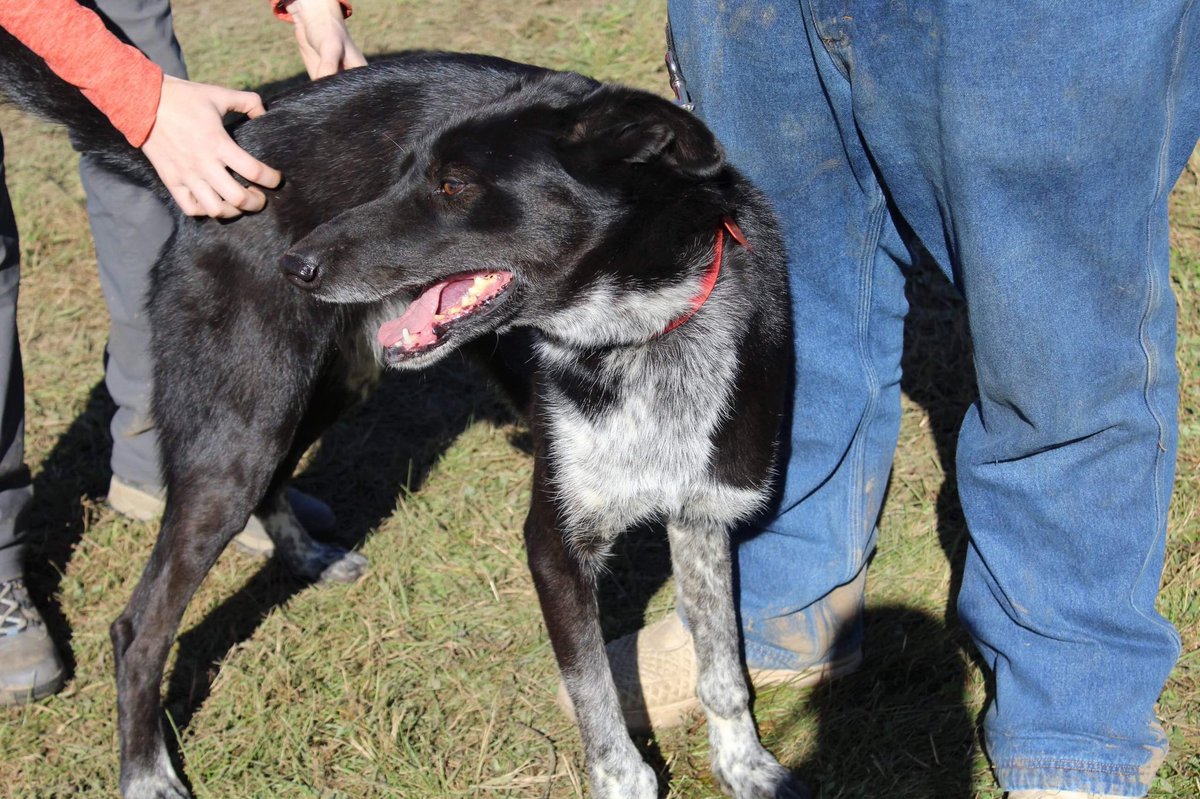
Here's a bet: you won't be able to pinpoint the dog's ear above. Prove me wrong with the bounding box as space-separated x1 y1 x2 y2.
562 89 725 179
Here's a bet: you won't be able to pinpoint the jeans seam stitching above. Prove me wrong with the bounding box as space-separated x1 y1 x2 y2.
805 0 852 83
1129 0 1195 652
848 190 889 570
995 756 1146 777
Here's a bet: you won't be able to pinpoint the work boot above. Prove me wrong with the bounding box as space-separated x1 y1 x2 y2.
107 476 337 557
557 574 865 734
0 578 65 706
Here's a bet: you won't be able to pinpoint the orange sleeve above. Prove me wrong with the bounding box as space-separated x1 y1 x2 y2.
272 1 353 23
0 0 163 147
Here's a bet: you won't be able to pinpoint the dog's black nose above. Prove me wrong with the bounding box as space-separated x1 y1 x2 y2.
281 253 321 289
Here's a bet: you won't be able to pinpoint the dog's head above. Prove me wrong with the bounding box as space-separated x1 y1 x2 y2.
281 72 729 369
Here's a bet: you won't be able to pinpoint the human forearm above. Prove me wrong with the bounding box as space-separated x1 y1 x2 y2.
0 0 162 146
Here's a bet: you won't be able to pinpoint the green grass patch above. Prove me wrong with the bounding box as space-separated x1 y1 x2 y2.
0 1 1196 797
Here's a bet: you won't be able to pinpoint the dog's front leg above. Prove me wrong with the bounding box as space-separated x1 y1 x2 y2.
112 505 248 799
524 477 657 799
666 517 808 799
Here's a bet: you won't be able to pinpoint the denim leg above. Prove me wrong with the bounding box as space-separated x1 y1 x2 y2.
79 0 186 491
0 136 32 584
667 0 910 671
814 1 1198 793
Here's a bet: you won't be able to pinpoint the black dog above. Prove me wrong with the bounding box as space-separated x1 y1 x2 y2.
1 33 802 799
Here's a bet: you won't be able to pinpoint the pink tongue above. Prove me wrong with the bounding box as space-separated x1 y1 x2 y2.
378 281 446 349
437 278 475 313
377 276 481 350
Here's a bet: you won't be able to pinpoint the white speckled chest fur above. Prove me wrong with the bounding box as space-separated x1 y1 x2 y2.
535 286 772 549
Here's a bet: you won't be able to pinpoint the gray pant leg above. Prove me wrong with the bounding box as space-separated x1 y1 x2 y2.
88 0 187 79
0 135 33 583
78 0 186 491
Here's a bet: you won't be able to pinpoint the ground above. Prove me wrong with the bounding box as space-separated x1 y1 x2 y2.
0 1 1196 797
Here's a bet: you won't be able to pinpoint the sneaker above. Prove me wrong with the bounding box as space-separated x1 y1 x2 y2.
557 576 865 734
0 578 65 706
107 476 337 557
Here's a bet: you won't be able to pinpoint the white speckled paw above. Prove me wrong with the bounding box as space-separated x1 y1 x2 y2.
713 746 809 799
589 757 658 799
122 771 192 799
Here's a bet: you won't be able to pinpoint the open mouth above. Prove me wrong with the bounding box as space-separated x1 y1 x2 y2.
378 270 513 359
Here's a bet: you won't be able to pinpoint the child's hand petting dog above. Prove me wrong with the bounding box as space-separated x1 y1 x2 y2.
141 75 282 219
286 0 367 79
141 0 363 219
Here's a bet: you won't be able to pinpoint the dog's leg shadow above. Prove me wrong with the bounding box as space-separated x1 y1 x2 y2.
290 358 520 554
161 560 311 733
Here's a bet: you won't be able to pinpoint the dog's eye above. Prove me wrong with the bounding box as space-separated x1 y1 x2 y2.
438 178 467 197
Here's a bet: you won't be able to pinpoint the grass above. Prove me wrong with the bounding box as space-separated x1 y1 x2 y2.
0 0 1197 796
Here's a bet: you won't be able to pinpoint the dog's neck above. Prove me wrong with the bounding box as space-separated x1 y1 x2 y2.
533 218 752 355
655 216 750 339
529 221 758 429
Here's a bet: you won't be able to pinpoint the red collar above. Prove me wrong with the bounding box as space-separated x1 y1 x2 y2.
658 216 750 337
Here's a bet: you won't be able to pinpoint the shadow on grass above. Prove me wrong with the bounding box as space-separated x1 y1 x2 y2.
163 352 516 731
23 382 118 680
777 604 976 799
898 251 998 755
21 343 516 738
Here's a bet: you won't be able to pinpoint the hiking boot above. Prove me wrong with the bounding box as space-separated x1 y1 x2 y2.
0 578 65 706
107 476 337 557
557 576 865 733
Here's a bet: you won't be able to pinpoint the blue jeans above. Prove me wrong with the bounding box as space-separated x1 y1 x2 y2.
667 1 1197 794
